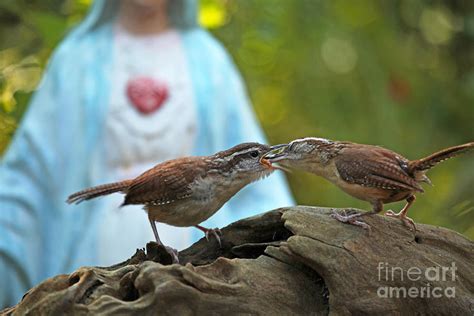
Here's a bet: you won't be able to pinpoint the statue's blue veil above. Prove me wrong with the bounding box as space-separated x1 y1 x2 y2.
0 0 294 307
73 0 198 36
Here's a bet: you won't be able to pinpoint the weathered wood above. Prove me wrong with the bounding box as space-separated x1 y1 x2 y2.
2 207 473 315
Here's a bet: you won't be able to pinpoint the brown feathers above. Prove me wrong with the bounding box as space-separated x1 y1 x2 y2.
67 180 133 204
336 144 423 192
409 142 474 172
123 157 207 206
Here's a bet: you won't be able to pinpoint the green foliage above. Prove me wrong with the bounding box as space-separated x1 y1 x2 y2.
211 0 474 237
0 0 473 237
0 0 89 150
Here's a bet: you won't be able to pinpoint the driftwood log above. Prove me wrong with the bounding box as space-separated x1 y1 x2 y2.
2 206 473 315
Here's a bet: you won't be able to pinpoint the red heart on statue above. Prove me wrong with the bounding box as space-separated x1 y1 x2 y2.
126 77 169 115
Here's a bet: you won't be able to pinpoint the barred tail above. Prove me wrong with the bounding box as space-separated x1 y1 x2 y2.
409 142 474 173
67 180 133 204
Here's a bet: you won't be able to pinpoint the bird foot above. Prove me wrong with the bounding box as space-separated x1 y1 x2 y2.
204 228 222 248
147 242 180 265
195 225 222 248
330 210 371 231
165 246 180 264
385 210 417 232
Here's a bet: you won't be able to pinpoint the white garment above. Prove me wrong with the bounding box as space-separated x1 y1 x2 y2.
97 26 198 265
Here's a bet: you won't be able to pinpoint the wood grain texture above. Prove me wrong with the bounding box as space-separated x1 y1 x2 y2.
3 207 473 315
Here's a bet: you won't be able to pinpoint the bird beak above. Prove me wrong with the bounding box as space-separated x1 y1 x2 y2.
262 144 290 162
420 175 433 186
259 144 291 172
270 143 288 150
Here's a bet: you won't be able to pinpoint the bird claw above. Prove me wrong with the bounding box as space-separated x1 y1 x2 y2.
385 210 417 232
330 210 371 231
204 228 222 248
165 246 180 264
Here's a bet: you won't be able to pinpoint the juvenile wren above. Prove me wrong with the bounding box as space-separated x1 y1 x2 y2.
263 137 474 231
68 142 281 262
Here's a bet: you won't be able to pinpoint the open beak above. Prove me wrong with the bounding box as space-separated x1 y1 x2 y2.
262 144 289 162
260 144 291 172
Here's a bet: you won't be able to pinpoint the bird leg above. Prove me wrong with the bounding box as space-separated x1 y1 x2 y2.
385 195 417 232
195 224 222 248
331 201 384 231
148 215 179 264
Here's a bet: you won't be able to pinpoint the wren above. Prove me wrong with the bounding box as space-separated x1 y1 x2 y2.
263 137 474 231
68 142 283 262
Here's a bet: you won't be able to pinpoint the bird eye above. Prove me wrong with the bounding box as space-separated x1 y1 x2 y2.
249 150 259 158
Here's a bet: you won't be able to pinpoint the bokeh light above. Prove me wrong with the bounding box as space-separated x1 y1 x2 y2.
0 0 473 237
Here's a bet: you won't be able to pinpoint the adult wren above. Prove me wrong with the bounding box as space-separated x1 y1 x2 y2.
68 142 283 262
262 137 474 231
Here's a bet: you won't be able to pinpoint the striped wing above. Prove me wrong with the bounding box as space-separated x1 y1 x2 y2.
123 157 206 206
335 145 423 192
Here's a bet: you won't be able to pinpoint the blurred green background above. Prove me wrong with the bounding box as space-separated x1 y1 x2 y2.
1 0 473 237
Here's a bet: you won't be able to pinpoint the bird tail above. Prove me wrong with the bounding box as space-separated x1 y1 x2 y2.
409 142 474 173
67 180 133 204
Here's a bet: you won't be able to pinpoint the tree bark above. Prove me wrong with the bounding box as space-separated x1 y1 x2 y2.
2 207 473 315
